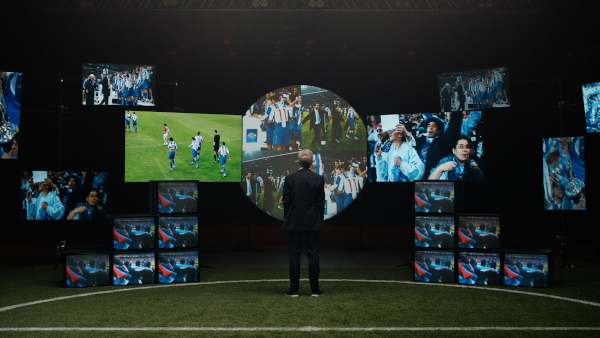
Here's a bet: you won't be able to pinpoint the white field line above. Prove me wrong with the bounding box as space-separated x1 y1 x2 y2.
1 278 599 315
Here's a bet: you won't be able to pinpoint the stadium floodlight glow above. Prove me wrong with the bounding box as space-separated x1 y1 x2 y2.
87 0 94 8
252 0 260 6
403 0 411 7
477 1 485 9
78 1 86 9
316 0 324 7
260 0 268 7
308 0 316 8
171 0 178 6
486 1 493 9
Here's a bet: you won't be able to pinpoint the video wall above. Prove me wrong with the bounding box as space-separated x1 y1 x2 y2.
65 180 200 288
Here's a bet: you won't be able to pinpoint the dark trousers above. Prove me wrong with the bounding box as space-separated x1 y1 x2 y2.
101 90 110 105
287 230 320 293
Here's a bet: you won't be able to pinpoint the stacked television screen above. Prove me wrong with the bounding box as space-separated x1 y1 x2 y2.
413 181 552 288
65 181 199 288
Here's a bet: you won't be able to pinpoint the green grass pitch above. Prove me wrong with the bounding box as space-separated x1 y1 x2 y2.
125 111 242 183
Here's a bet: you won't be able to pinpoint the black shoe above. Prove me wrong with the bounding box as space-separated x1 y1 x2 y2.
311 290 324 297
285 290 299 297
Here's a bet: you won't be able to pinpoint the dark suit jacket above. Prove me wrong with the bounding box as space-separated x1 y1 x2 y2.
302 108 325 132
282 168 325 231
101 77 109 94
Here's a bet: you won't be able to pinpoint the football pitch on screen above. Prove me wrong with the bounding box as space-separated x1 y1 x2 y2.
125 111 242 183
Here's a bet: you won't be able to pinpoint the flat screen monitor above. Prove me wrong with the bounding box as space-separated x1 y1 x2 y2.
543 137 585 211
125 111 242 182
437 67 509 112
413 250 455 283
113 216 155 250
113 252 155 285
82 63 155 107
0 71 22 160
157 251 199 283
366 112 484 182
582 81 600 133
504 251 552 288
414 181 455 213
458 252 500 285
457 215 500 249
65 253 110 288
20 171 109 221
414 216 455 249
157 215 198 249
151 181 198 214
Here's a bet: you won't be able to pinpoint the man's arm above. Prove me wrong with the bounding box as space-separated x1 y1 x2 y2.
318 176 325 220
281 176 292 219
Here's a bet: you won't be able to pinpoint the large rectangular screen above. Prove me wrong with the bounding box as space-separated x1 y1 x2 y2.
367 112 484 182
582 81 600 133
82 63 155 107
21 171 109 221
1 71 22 159
543 137 585 210
437 67 509 112
125 111 241 182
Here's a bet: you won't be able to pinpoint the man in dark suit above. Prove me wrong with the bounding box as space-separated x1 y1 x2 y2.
282 149 325 297
302 103 325 149
100 73 110 105
83 74 97 105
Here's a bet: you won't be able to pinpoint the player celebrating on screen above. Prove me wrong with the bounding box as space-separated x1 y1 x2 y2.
194 131 204 157
168 137 178 171
163 123 172 146
131 112 138 132
125 110 132 132
345 107 359 140
218 141 231 177
188 137 200 169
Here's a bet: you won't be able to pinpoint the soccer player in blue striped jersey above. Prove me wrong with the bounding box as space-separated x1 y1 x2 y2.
194 132 204 157
125 110 131 131
345 107 359 140
168 137 178 171
189 137 200 168
218 142 231 177
131 112 138 132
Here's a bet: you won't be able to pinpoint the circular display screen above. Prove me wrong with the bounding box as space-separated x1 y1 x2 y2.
241 85 367 221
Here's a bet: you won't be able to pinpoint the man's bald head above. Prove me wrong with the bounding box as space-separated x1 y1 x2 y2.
298 149 314 169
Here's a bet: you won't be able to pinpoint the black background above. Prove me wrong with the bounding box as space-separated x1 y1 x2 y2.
1 1 598 258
